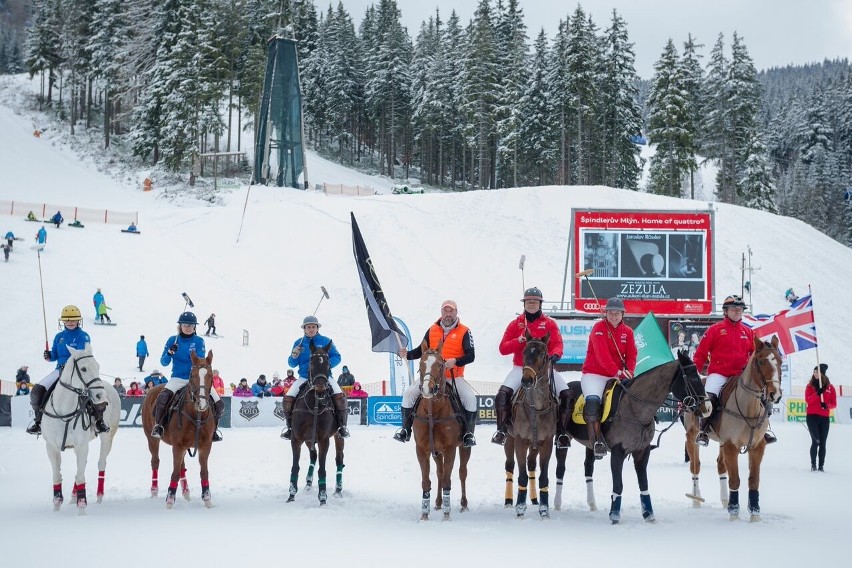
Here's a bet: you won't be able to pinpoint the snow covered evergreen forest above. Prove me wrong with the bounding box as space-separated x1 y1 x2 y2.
3 0 851 244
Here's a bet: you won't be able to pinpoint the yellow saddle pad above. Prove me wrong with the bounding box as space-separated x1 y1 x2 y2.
572 387 615 425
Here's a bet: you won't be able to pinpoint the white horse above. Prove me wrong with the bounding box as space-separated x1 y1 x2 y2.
40 345 120 512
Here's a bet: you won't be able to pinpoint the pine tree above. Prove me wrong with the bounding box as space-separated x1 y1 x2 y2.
517 29 554 185
679 33 704 198
739 131 777 212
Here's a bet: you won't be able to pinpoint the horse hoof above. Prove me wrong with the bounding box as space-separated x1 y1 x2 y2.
589 504 598 512
182 492 191 502
460 506 468 513
205 500 214 509
150 489 158 498
166 501 174 509
286 495 295 503
750 514 760 522
504 503 513 509
442 514 451 521
334 490 343 498
96 494 103 504
420 514 429 521
644 514 656 523
729 514 739 521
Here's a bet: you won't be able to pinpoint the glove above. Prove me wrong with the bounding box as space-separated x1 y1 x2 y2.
43 349 51 361
291 346 302 358
168 344 178 356
815 386 824 395
549 354 561 364
617 369 633 380
820 402 828 410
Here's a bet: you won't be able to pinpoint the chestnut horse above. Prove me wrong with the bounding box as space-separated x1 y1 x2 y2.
40 345 121 512
286 341 343 506
506 331 558 518
142 350 216 508
683 336 782 521
568 350 707 523
411 339 470 521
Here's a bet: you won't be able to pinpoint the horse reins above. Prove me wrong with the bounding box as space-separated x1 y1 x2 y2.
44 354 106 450
722 343 779 453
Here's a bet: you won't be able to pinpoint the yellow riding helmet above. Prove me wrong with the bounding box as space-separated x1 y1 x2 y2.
60 305 83 321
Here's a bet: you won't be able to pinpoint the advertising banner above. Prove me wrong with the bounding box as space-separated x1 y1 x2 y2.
572 209 714 315
668 321 712 360
477 395 496 424
554 318 594 364
368 396 403 426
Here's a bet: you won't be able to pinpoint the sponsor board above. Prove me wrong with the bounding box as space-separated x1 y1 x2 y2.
477 395 496 423
554 319 594 365
368 396 402 425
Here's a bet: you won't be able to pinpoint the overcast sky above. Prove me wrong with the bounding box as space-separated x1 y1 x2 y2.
335 0 852 78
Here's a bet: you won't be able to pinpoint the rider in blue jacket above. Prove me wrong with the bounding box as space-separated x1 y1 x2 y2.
151 312 224 442
27 305 109 435
280 315 348 440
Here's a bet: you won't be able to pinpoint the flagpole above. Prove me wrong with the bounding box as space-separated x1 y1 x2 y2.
809 284 824 402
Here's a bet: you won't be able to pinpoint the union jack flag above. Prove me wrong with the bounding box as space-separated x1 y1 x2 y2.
742 295 817 355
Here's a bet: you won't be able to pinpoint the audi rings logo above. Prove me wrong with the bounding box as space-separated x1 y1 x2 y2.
583 302 602 310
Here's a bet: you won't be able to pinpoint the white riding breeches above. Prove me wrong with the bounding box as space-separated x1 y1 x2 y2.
38 368 61 388
401 378 477 412
704 373 729 398
580 373 611 400
284 376 342 398
164 377 220 401
501 365 569 394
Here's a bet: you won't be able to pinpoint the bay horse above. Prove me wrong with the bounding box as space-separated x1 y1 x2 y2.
286 340 343 505
503 437 568 510
142 350 216 508
683 336 782 521
506 331 558 518
568 350 707 523
411 339 470 521
40 345 120 512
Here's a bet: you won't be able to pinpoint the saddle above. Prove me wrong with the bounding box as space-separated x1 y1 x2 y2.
162 386 214 427
568 379 619 425
704 374 740 434
413 381 466 434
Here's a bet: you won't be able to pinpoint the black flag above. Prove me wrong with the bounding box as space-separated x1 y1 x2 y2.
351 212 405 352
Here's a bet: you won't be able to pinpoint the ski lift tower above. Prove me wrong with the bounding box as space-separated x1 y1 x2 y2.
252 28 308 189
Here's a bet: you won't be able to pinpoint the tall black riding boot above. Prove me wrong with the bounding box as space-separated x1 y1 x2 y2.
394 407 413 442
333 393 350 438
26 384 47 435
555 389 574 449
584 396 606 459
88 400 110 433
696 393 718 447
280 396 295 439
762 399 777 444
151 389 171 439
491 386 514 445
463 410 477 447
212 399 225 442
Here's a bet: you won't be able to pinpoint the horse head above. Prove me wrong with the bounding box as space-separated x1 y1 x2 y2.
189 350 214 413
521 331 550 388
309 340 332 394
63 345 106 405
418 339 445 399
748 335 783 404
670 349 709 417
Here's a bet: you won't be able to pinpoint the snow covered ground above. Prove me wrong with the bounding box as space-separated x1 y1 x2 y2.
0 73 849 565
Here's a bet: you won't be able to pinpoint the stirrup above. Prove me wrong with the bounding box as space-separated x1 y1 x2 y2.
555 433 571 449
763 431 777 445
151 425 164 439
696 431 709 447
338 426 350 439
393 428 410 443
593 440 607 459
463 433 476 448
491 430 507 446
212 429 223 442
280 427 292 440
26 422 41 435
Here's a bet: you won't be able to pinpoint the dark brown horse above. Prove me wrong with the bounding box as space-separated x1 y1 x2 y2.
412 339 470 521
506 331 558 518
286 341 343 505
142 350 216 508
503 436 569 510
683 336 782 521
569 350 707 523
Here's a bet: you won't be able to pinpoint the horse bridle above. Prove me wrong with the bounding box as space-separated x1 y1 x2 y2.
419 350 446 396
739 341 780 399
186 362 214 412
521 339 550 387
57 354 104 400
309 351 331 398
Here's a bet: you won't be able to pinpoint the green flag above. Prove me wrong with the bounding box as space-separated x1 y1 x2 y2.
633 312 674 376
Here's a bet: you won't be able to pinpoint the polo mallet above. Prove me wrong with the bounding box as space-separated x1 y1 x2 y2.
313 286 330 316
577 267 628 373
37 248 49 352
519 255 526 293
182 292 195 311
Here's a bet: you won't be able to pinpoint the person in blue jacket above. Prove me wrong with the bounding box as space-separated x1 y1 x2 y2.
252 374 272 397
4 230 14 248
136 335 149 371
151 312 224 442
26 305 110 435
36 226 47 244
51 211 63 227
280 315 349 440
93 288 104 319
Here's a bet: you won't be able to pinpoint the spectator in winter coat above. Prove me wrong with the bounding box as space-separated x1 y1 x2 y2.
113 378 126 397
252 375 272 398
93 288 104 319
16 365 30 385
137 335 149 371
51 211 63 228
16 381 30 396
805 364 838 472
270 377 286 397
281 371 296 395
126 382 145 397
144 378 157 392
348 382 368 399
211 369 225 396
144 369 167 386
337 366 355 387
233 378 253 397
35 226 47 244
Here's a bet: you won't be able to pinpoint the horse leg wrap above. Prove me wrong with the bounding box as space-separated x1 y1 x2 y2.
336 465 343 493
728 490 740 517
609 494 622 524
640 492 654 521
97 471 105 497
748 489 760 516
53 483 63 508
441 488 451 516
421 491 431 515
